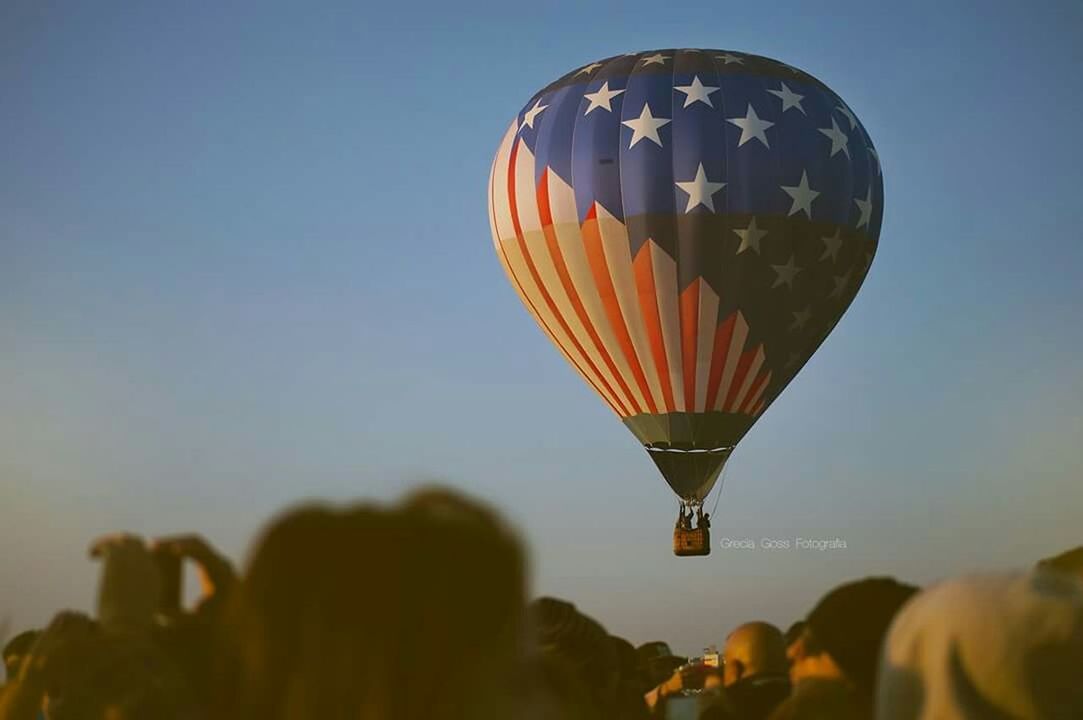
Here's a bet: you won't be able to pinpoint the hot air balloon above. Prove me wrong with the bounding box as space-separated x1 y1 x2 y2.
487 49 883 555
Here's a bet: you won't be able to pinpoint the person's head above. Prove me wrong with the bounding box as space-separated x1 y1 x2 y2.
877 569 1083 719
1038 545 1083 581
217 487 527 720
608 635 637 683
3 629 40 681
721 621 787 686
609 635 651 719
635 640 672 678
790 577 917 698
646 654 687 688
528 597 620 716
787 624 845 686
14 612 191 720
783 620 805 647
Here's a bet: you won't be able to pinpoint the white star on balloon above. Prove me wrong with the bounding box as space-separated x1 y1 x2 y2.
575 62 603 76
640 53 668 66
771 255 801 289
780 170 820 218
734 217 768 254
767 82 805 114
789 307 813 331
521 99 548 129
820 228 843 262
818 117 850 158
621 103 670 148
674 76 719 108
830 269 853 298
675 163 726 212
583 81 625 115
854 186 874 228
716 53 745 65
727 104 774 148
835 104 857 129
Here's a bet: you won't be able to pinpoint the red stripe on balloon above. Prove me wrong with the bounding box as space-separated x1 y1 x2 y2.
633 243 675 413
506 141 621 416
536 171 634 416
704 312 737 410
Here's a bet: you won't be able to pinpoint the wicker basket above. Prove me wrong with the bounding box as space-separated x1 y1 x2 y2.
673 526 711 556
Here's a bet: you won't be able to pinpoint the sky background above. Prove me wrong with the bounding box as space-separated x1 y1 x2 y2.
2 0 1082 654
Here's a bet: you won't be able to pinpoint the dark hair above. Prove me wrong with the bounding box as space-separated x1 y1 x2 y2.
24 615 191 720
783 621 806 647
646 654 687 687
215 488 527 720
3 629 40 679
805 577 918 697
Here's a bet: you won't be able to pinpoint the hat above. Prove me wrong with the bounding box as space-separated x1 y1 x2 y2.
878 570 1083 718
636 640 673 663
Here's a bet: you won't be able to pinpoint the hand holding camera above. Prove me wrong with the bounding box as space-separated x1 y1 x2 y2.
88 532 235 634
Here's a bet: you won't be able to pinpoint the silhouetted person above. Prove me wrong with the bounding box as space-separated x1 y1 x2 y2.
1 535 203 720
645 654 687 692
780 577 917 718
609 635 651 716
0 612 190 720
636 641 673 664
214 488 527 720
2 632 39 685
783 621 805 648
722 622 790 720
1038 545 1083 581
529 597 644 719
636 641 675 689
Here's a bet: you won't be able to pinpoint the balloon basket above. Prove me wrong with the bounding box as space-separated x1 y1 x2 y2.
673 526 711 557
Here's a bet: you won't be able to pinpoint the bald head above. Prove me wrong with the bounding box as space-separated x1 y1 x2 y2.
722 621 787 686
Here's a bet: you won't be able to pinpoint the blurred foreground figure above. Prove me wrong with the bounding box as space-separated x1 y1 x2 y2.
877 569 1083 719
215 488 527 720
529 597 649 719
722 622 790 720
0 534 207 720
768 678 863 720
0 612 190 720
777 577 917 719
1038 545 1083 581
2 632 40 684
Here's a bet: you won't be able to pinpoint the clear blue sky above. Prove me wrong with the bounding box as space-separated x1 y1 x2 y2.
2 0 1081 653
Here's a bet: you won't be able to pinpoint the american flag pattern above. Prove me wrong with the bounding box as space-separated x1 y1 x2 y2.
488 49 883 501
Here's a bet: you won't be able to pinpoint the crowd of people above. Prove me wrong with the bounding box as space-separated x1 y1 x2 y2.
1 487 1081 719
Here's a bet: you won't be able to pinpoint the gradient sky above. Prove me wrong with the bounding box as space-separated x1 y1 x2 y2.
2 0 1082 654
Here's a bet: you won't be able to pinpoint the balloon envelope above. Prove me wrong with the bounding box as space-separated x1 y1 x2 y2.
488 49 883 502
